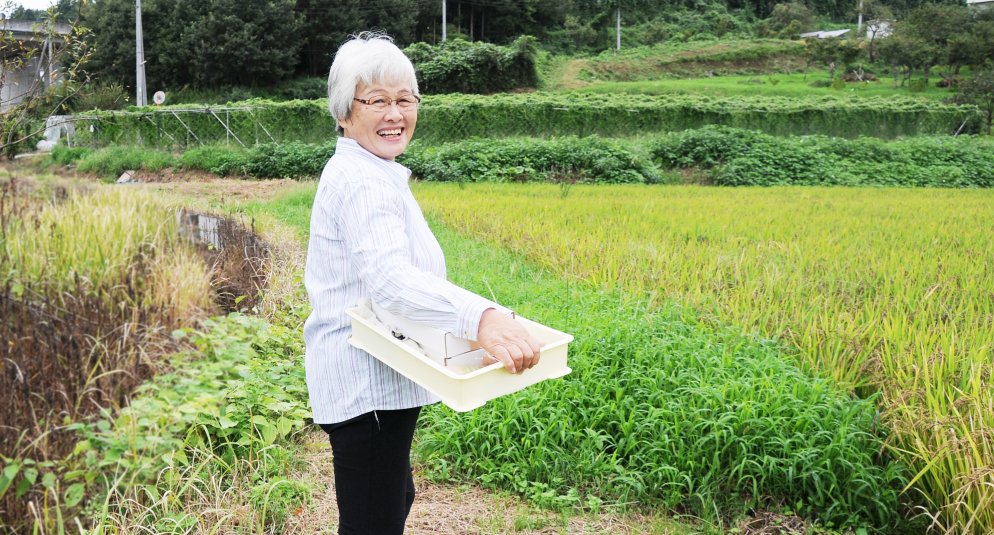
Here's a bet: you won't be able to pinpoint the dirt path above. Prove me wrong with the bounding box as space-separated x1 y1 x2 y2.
283 432 674 535
554 59 592 91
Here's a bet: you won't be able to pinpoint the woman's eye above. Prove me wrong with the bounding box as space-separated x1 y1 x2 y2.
370 98 389 106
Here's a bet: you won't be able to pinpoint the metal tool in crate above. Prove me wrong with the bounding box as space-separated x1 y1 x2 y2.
370 301 494 369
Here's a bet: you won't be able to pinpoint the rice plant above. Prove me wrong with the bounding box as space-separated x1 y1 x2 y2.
413 182 994 534
0 181 214 528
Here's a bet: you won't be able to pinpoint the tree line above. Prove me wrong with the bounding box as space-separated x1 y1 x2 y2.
3 0 982 92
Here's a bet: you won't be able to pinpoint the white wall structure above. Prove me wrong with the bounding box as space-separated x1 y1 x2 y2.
0 20 71 112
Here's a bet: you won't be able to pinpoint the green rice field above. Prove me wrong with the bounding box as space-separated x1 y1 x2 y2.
412 183 994 534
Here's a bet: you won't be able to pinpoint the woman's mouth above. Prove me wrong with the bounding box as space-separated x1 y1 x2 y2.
377 128 404 139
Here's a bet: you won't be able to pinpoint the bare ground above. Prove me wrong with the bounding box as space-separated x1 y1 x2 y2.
283 432 689 535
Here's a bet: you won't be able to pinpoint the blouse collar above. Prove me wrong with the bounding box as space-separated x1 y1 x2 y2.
335 137 412 187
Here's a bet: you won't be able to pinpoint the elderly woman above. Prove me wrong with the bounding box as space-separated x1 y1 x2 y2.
304 32 542 534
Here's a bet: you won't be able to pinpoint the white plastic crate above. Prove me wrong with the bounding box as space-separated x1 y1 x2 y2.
347 300 573 412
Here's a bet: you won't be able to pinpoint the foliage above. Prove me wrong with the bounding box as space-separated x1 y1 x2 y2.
83 0 301 90
75 145 174 177
756 2 815 38
949 69 994 135
405 36 538 94
0 184 214 528
804 37 863 80
69 82 129 112
877 3 991 86
576 39 806 83
63 123 994 188
242 141 335 179
250 186 907 530
400 137 662 184
575 72 956 100
649 125 994 187
66 311 312 531
68 92 982 151
295 0 419 76
47 144 94 166
420 276 905 529
176 144 250 176
414 182 994 535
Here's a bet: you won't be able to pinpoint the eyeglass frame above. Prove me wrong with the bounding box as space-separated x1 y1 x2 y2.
353 94 422 111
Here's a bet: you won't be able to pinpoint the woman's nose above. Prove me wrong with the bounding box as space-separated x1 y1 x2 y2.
384 102 404 119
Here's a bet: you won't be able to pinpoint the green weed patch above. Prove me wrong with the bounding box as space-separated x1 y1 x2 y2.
67 312 312 532
650 126 994 186
401 137 663 184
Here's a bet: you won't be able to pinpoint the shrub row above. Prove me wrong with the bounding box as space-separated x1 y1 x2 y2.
400 137 662 184
51 138 660 184
650 126 994 187
54 129 994 188
67 92 982 150
50 142 335 180
405 37 539 94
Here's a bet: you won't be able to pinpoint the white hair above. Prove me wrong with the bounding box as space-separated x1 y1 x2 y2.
327 31 419 134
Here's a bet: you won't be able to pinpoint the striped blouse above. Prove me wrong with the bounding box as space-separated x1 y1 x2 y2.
303 137 506 424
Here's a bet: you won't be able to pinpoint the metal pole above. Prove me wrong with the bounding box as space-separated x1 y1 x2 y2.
135 0 147 107
441 0 447 42
616 6 621 53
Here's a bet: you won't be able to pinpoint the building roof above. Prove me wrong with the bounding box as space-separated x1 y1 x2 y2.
800 29 852 39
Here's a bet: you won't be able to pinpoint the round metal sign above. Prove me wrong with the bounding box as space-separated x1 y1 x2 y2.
152 91 166 105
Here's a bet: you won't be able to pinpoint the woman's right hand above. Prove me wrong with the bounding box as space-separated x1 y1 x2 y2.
477 308 542 374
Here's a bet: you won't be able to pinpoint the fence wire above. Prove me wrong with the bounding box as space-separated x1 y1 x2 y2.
58 97 982 151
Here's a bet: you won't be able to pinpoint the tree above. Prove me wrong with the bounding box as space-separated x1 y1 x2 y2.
84 0 301 90
902 3 969 83
758 2 815 38
857 0 894 62
805 36 863 80
948 9 994 74
295 0 364 76
950 69 994 134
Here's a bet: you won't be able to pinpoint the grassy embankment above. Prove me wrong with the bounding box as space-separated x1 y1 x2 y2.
543 39 957 101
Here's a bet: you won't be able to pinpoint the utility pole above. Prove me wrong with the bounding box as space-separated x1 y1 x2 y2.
135 0 147 107
615 5 621 53
441 0 447 42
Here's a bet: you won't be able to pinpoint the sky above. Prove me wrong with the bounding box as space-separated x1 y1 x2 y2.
5 0 57 11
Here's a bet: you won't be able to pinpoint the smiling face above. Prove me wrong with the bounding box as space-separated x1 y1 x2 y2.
339 81 418 161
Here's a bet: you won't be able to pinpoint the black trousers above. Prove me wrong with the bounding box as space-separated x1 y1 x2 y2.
319 406 421 535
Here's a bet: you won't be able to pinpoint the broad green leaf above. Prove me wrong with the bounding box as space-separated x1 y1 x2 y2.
64 483 85 507
0 463 20 497
15 475 32 498
22 468 38 485
218 416 238 429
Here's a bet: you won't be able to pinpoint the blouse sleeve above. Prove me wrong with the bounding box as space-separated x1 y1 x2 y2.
334 175 506 341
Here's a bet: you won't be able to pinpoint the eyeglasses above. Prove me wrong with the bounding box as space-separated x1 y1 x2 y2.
353 95 421 112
